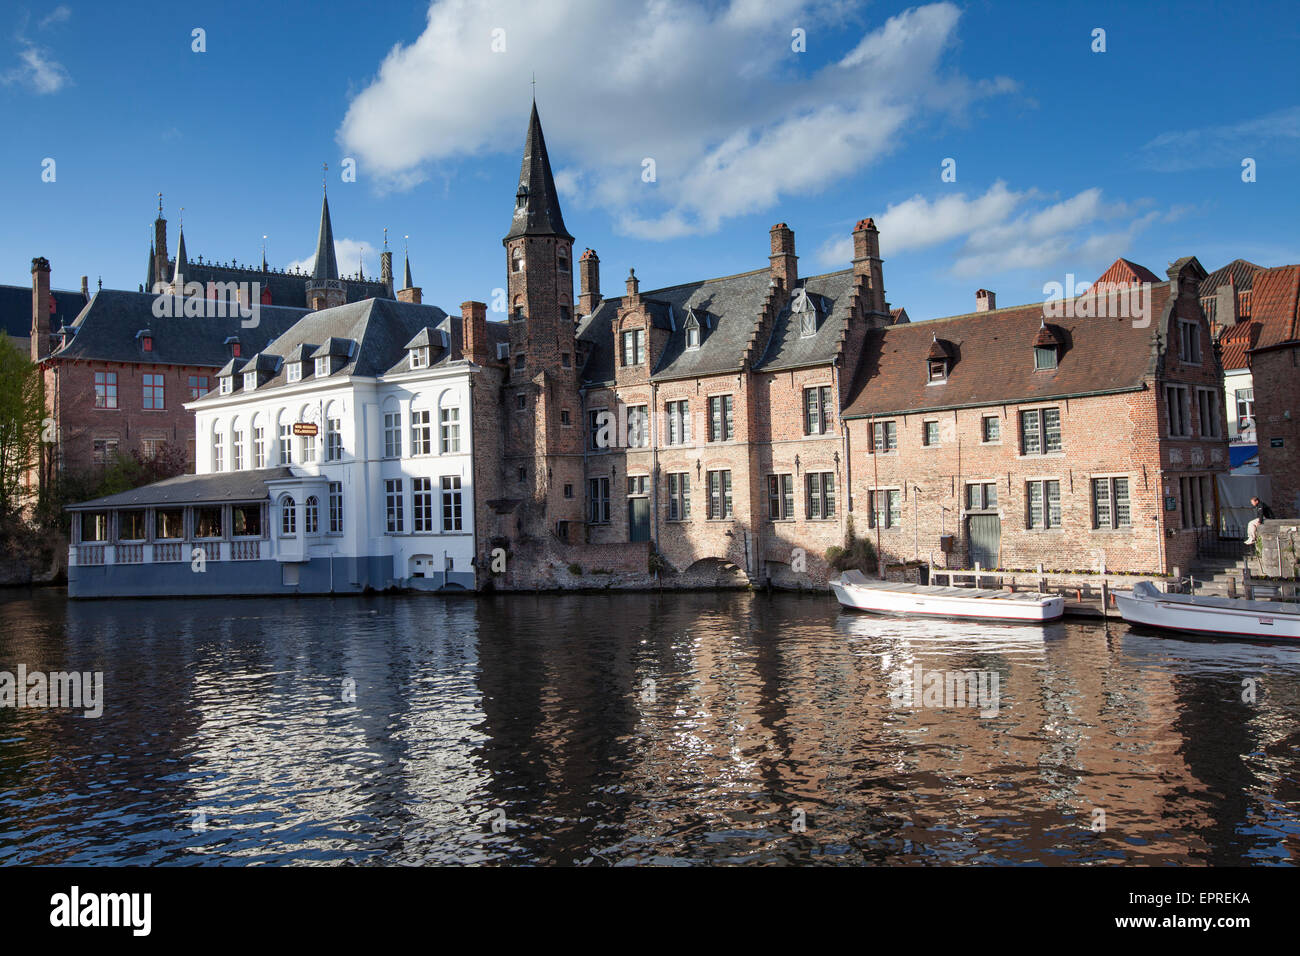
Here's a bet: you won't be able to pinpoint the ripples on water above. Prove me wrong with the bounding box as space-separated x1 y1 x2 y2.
0 588 1296 866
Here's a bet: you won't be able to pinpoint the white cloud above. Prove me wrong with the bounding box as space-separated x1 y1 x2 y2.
39 5 71 29
816 180 1159 279
339 0 1014 238
287 239 381 279
3 41 70 93
1139 105 1300 172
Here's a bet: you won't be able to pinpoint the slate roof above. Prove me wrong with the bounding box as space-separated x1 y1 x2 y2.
841 282 1178 419
48 289 308 368
504 102 572 242
576 267 859 385
191 297 456 401
67 467 292 511
1200 258 1264 298
1219 320 1261 371
311 192 340 282
153 260 390 308
1250 265 1300 351
0 284 88 341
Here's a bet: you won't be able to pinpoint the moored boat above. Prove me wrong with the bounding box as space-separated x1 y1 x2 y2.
1115 581 1300 640
831 570 1065 623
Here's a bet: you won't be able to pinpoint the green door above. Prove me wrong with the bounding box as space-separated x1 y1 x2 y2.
968 515 1000 569
629 497 651 542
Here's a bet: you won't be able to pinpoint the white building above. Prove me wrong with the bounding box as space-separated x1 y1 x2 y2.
68 297 497 596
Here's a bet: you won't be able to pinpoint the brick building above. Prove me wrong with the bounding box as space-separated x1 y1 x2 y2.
1248 264 1300 516
474 104 893 588
841 259 1229 575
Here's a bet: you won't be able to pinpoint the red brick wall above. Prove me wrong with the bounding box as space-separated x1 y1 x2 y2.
1252 344 1300 515
48 359 219 475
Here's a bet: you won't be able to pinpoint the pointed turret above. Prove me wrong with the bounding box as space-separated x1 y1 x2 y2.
171 227 189 289
305 187 345 310
146 239 156 291
312 191 339 282
504 102 572 242
397 248 422 305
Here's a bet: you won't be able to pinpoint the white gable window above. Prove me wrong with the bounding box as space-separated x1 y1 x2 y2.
685 311 701 350
219 376 233 395
286 362 302 383
244 372 258 391
411 346 430 370
315 357 330 377
793 289 817 337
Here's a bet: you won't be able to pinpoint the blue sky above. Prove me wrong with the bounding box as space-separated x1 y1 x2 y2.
3 0 1298 320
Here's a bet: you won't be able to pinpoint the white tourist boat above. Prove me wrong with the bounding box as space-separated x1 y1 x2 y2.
831 570 1065 623
1115 581 1300 641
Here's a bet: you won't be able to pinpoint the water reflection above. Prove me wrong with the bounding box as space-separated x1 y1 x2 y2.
0 588 1295 865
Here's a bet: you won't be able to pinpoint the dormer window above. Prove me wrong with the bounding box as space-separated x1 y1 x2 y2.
515 184 529 209
410 346 430 370
792 288 818 337
315 357 330 377
220 377 233 396
286 362 302 383
137 330 153 352
686 324 700 349
1033 321 1063 370
232 343 241 358
244 372 258 391
926 335 953 383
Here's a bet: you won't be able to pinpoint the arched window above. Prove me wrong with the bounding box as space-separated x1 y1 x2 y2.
304 495 319 534
280 496 296 535
325 402 343 461
511 247 524 273
211 425 224 472
277 410 293 465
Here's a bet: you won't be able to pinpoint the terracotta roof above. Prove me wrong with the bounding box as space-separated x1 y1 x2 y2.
1094 258 1161 286
890 307 910 324
842 283 1176 419
1219 320 1260 370
1250 265 1300 351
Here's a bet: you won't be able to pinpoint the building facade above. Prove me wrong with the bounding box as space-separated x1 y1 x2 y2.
1248 264 1300 516
66 296 497 597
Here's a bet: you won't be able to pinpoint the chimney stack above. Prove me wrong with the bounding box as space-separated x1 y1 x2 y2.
397 285 422 305
579 248 601 315
80 275 89 298
851 218 886 315
461 301 489 364
769 222 798 291
975 289 996 312
625 267 640 301
31 257 51 362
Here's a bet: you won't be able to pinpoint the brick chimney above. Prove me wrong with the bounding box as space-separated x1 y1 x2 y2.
579 248 601 315
461 301 489 364
851 218 886 315
80 275 89 298
625 267 640 303
975 289 996 312
769 222 797 291
31 257 51 362
397 285 422 305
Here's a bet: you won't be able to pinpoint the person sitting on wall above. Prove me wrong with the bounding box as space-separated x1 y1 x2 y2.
1245 496 1274 545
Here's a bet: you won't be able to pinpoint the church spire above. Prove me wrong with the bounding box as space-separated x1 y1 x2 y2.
312 187 340 282
504 100 572 242
146 237 156 291
172 223 188 286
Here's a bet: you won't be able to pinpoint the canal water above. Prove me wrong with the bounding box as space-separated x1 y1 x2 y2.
0 588 1296 865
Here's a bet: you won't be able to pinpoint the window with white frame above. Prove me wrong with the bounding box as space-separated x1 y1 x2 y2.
212 431 224 471
665 400 690 445
441 476 463 531
384 409 402 458
410 346 430 370
1020 407 1062 455
278 422 293 465
300 431 316 463
328 482 343 534
440 406 460 453
707 470 733 519
385 479 404 533
1026 479 1061 529
232 430 244 470
244 372 258 392
411 409 432 455
326 417 343 461
286 362 302 383
253 426 266 468
805 472 836 519
304 496 319 534
412 478 435 532
280 496 296 535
